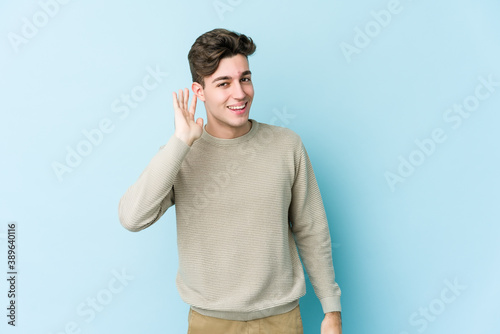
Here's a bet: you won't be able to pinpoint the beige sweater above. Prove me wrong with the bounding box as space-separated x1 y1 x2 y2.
118 119 341 320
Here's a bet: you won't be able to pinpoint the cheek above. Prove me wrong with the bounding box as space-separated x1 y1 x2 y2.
245 85 254 98
206 91 226 106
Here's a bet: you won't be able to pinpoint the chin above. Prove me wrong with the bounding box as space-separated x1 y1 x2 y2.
226 111 250 124
209 108 251 129
230 114 250 126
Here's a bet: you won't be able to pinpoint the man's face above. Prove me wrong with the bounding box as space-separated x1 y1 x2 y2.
194 54 254 137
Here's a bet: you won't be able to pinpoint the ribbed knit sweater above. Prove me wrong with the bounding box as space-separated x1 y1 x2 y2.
118 119 341 321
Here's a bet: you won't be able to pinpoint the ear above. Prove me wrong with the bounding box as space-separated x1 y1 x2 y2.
192 82 205 102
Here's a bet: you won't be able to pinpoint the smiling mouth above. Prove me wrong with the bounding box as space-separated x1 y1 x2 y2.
227 102 248 110
227 102 248 114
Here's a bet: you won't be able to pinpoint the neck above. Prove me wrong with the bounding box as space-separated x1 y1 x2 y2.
205 120 252 139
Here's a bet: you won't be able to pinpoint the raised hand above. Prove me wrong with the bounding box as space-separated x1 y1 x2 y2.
172 88 204 146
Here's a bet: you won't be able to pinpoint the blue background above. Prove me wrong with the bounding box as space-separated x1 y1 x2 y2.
1 0 499 333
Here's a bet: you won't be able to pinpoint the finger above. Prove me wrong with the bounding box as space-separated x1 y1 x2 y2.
172 91 179 109
189 94 197 114
196 117 204 128
178 89 184 109
183 88 189 110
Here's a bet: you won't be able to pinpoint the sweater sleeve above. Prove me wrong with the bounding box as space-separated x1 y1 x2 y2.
118 135 191 232
288 140 342 313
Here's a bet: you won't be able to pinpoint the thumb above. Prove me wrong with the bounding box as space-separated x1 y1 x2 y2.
196 117 204 128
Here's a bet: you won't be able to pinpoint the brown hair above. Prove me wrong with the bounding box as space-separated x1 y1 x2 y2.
188 28 256 87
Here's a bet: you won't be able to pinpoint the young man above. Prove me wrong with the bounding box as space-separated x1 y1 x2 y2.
118 28 342 334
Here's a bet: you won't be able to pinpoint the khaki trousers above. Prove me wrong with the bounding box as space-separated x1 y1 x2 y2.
187 305 304 334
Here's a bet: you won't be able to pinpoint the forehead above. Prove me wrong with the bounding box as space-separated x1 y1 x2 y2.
210 54 250 78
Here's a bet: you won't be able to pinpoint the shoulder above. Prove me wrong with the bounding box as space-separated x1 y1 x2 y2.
255 121 303 149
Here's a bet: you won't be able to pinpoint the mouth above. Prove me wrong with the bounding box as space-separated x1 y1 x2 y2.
227 102 248 115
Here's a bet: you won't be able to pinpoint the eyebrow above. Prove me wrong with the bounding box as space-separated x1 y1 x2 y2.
212 70 252 84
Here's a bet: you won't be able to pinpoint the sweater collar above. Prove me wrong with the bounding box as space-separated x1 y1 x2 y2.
200 119 259 146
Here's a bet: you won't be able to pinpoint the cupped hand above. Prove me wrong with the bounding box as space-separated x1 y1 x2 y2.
172 88 203 146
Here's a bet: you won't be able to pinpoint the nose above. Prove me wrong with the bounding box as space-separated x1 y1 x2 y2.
232 82 246 100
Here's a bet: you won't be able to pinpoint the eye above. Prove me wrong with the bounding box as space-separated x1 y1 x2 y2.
217 82 229 87
241 77 251 82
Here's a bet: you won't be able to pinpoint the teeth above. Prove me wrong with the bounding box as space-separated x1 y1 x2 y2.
228 103 246 110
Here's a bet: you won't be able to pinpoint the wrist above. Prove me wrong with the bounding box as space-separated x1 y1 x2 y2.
325 311 342 323
174 132 194 146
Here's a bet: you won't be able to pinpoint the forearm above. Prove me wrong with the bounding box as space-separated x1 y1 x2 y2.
323 311 342 334
118 135 190 231
325 311 341 324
